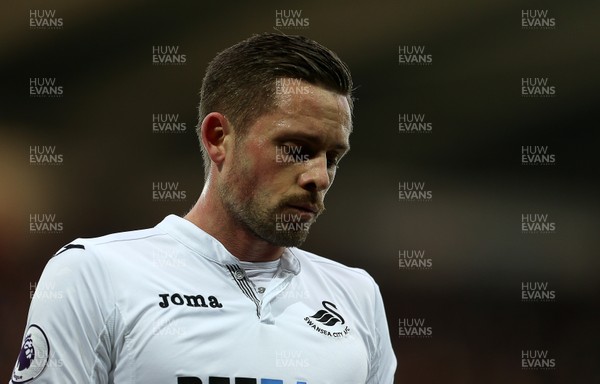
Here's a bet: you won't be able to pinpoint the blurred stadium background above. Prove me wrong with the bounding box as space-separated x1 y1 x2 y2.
1 0 598 382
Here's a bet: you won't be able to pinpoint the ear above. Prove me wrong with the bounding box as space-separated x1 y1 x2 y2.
200 112 232 168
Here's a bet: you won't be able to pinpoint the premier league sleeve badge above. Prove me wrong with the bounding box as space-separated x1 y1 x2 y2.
11 325 50 383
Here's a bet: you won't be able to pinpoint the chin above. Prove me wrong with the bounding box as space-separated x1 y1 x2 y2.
265 230 310 248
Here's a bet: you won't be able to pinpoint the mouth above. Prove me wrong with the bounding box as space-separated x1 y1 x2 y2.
288 204 319 215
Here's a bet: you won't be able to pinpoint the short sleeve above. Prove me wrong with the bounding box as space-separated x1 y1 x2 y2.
365 282 397 384
8 243 118 384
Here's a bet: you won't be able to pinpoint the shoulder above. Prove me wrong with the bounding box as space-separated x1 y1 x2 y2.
57 226 168 252
52 225 169 263
46 226 170 285
291 248 378 289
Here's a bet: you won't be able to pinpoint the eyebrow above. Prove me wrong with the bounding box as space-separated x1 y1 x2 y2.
275 131 350 153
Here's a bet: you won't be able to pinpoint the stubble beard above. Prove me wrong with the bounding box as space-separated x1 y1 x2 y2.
217 160 321 248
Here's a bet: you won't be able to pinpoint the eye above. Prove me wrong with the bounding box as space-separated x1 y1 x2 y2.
327 155 340 169
283 144 301 153
276 143 314 163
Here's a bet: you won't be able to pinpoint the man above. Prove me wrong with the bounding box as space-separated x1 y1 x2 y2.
10 33 396 384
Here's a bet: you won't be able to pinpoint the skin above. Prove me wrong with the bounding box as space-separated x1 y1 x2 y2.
184 80 351 262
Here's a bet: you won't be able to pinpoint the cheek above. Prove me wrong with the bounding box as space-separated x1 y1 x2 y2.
246 142 298 192
241 141 264 176
230 136 259 171
237 140 277 184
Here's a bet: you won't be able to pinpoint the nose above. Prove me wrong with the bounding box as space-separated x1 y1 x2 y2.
298 155 332 192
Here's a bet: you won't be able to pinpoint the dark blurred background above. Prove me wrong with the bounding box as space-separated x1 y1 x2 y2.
1 0 598 382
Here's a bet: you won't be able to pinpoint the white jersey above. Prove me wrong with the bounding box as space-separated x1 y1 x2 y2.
10 215 396 384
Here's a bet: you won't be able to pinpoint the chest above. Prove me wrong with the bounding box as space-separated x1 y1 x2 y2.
111 265 370 384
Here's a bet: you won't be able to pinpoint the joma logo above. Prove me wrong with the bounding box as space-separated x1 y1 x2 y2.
158 293 223 309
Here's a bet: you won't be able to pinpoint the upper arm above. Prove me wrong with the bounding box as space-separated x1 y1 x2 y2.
365 280 397 384
9 243 118 384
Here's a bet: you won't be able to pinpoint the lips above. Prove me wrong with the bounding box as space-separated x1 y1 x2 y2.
289 204 318 214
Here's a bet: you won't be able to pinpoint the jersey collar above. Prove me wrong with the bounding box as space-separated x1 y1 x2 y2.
156 214 301 275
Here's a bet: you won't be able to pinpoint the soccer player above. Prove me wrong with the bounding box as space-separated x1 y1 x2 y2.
10 33 396 384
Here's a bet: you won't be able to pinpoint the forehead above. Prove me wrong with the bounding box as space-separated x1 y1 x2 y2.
275 82 352 129
256 82 352 144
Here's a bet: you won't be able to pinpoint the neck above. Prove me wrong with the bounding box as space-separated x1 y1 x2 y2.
184 180 284 262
